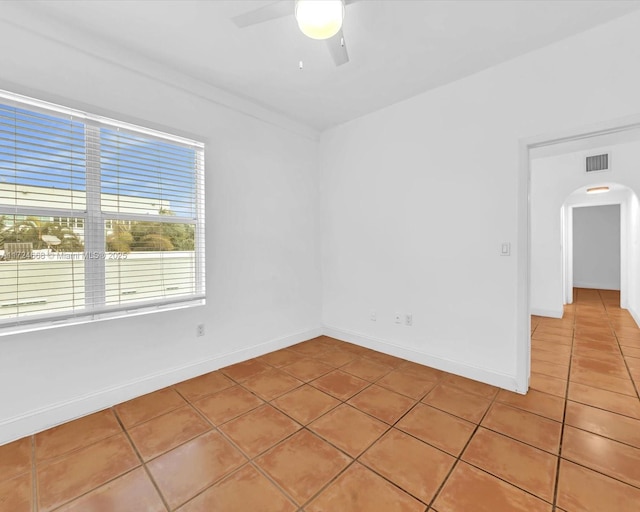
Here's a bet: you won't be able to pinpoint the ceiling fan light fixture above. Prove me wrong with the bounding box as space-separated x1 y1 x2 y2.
295 0 344 40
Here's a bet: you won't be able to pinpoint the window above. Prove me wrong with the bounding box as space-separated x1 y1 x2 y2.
0 90 205 331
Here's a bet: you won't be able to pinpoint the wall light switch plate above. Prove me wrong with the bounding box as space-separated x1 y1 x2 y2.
501 242 511 256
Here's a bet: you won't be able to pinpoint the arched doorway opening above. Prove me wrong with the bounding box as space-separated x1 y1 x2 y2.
561 183 637 310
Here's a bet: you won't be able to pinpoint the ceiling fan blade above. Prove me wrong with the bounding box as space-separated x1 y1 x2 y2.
326 29 349 66
231 0 292 28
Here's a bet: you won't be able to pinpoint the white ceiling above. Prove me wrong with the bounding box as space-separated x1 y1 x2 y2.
6 0 640 131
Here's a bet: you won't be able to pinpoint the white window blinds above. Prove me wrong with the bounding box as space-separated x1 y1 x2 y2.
0 90 205 331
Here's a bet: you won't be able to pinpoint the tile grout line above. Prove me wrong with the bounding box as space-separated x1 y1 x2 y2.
158 391 260 511
204 343 369 510
224 351 443 509
247 458 302 510
31 435 36 512
567 295 640 490
169 460 255 511
463 416 560 456
550 298 576 511
46 466 146 512
27 413 156 512
173 386 228 432
180 368 318 508
167 382 265 511
343 376 448 509
554 455 640 492
602 290 640 401
425 381 503 510
563 385 640 421
297 457 359 510
547 419 640 452
295 379 434 511
258 369 391 509
174 379 293 510
247 364 375 510
112 407 172 512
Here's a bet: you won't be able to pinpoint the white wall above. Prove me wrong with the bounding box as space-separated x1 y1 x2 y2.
572 205 620 290
320 10 640 392
0 15 322 444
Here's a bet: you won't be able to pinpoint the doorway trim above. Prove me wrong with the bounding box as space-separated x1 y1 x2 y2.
563 195 628 308
517 113 640 393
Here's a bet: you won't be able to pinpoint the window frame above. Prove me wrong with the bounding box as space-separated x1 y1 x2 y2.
0 90 205 334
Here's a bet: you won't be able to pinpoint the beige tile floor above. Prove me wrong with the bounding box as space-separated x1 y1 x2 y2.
1 288 640 511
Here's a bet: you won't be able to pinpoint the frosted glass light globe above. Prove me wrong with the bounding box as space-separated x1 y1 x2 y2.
295 0 345 40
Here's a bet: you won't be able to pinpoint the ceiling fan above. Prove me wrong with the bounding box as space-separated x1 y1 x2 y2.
231 0 362 66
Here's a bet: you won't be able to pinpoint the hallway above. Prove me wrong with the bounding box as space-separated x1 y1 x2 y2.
531 288 640 404
1 289 640 511
529 287 640 511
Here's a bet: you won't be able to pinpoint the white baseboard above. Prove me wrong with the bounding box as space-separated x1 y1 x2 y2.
530 307 564 319
322 325 521 393
628 307 640 329
572 282 620 291
0 327 322 446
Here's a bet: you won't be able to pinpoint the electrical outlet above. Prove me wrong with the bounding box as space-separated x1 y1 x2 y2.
395 312 402 324
196 324 205 337
370 310 377 321
405 314 413 326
